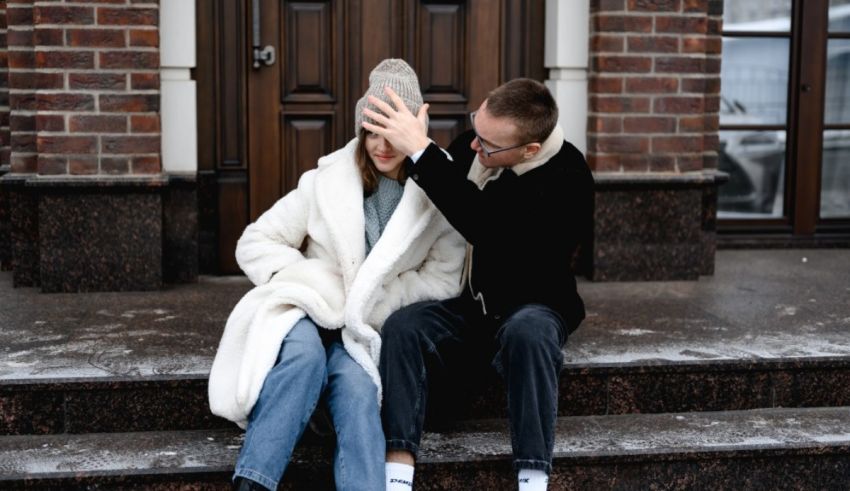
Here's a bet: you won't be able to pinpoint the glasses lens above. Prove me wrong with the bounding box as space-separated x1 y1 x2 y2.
478 137 493 156
470 112 490 156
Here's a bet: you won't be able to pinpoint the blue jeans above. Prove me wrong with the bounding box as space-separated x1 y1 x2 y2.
234 317 385 490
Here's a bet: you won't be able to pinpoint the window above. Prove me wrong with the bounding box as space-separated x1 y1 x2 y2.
719 0 850 240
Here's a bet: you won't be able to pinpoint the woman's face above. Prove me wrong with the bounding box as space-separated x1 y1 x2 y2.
365 132 405 180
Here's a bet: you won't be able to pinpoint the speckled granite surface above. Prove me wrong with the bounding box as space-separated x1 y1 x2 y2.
3 175 198 292
162 177 198 284
1 407 849 489
591 172 724 281
1 249 849 488
0 275 247 435
0 274 246 382
593 187 704 281
2 249 847 382
571 248 850 366
1 250 849 434
38 190 163 292
5 177 39 287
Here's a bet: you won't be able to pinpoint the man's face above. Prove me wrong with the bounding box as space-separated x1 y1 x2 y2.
469 101 525 168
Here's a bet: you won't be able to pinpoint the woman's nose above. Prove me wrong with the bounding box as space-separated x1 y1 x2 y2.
378 136 394 151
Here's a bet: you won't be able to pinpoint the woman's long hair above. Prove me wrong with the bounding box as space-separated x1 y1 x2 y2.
355 129 407 195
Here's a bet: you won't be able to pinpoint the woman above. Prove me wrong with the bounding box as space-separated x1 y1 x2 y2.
208 59 465 491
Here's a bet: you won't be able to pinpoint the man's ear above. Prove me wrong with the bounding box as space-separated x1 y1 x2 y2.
522 143 542 160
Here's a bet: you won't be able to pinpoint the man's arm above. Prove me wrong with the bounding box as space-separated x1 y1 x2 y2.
362 87 584 247
410 142 560 246
415 136 592 254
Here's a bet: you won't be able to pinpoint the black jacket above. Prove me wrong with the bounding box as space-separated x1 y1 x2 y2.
407 130 594 331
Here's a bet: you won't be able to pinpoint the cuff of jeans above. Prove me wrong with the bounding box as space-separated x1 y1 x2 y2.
234 468 278 491
513 458 552 475
386 438 420 459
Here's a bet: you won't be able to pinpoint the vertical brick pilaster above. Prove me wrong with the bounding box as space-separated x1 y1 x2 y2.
28 0 161 175
588 0 725 280
0 1 9 270
7 0 35 173
0 1 10 171
701 0 723 171
588 0 723 173
3 1 165 290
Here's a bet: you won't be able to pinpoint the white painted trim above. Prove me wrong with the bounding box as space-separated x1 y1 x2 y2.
161 75 197 174
160 0 196 68
545 0 589 155
160 0 197 173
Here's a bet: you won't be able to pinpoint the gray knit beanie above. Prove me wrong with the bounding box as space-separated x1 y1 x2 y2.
354 58 427 137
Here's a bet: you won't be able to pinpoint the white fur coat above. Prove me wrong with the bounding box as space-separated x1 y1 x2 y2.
208 137 465 428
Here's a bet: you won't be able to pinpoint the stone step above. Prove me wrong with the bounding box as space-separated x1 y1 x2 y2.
4 354 850 435
466 357 850 420
0 274 242 436
2 406 849 490
3 249 849 435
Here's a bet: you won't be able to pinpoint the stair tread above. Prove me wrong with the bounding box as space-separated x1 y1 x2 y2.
0 275 246 385
4 249 850 386
3 406 849 480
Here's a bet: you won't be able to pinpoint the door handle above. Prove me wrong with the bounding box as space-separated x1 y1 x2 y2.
252 0 276 69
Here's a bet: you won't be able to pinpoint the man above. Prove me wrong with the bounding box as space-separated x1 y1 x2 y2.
362 78 594 491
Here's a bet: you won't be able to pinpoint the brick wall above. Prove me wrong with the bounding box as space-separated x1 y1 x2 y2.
588 0 723 173
0 2 7 270
7 1 34 173
7 0 160 176
0 1 9 171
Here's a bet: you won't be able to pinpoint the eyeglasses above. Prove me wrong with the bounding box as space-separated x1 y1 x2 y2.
469 111 528 157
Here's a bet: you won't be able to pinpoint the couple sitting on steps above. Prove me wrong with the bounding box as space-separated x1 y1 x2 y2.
208 58 594 491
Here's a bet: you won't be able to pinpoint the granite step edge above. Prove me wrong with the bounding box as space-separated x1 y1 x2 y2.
4 359 850 435
4 353 850 389
2 406 849 481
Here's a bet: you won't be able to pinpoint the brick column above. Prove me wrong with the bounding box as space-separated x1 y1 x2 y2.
588 0 721 172
7 0 34 174
32 1 160 175
0 0 179 292
4 0 38 286
0 1 9 171
0 0 9 270
587 0 725 280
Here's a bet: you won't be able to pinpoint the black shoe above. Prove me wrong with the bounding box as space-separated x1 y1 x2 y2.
233 476 270 491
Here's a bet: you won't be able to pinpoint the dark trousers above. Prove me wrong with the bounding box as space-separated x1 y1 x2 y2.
379 295 568 473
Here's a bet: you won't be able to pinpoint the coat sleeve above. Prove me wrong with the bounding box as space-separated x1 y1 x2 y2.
369 214 465 326
406 137 500 245
235 172 313 286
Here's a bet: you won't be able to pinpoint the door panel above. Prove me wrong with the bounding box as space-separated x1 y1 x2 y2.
283 116 333 189
417 3 466 102
210 0 544 272
282 2 338 103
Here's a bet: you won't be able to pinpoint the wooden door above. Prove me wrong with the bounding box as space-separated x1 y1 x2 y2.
201 0 545 273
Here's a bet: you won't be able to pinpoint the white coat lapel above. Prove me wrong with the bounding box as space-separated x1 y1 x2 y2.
366 179 434 271
313 138 366 291
346 179 435 325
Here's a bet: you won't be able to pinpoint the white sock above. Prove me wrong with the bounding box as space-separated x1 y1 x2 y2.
386 462 414 491
518 468 548 491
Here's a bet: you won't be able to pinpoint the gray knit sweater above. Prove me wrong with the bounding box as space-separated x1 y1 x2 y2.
364 175 404 255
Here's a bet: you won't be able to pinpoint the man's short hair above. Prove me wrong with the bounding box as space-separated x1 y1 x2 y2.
485 78 559 144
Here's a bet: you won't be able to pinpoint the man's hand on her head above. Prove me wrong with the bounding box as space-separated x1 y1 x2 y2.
361 87 431 157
